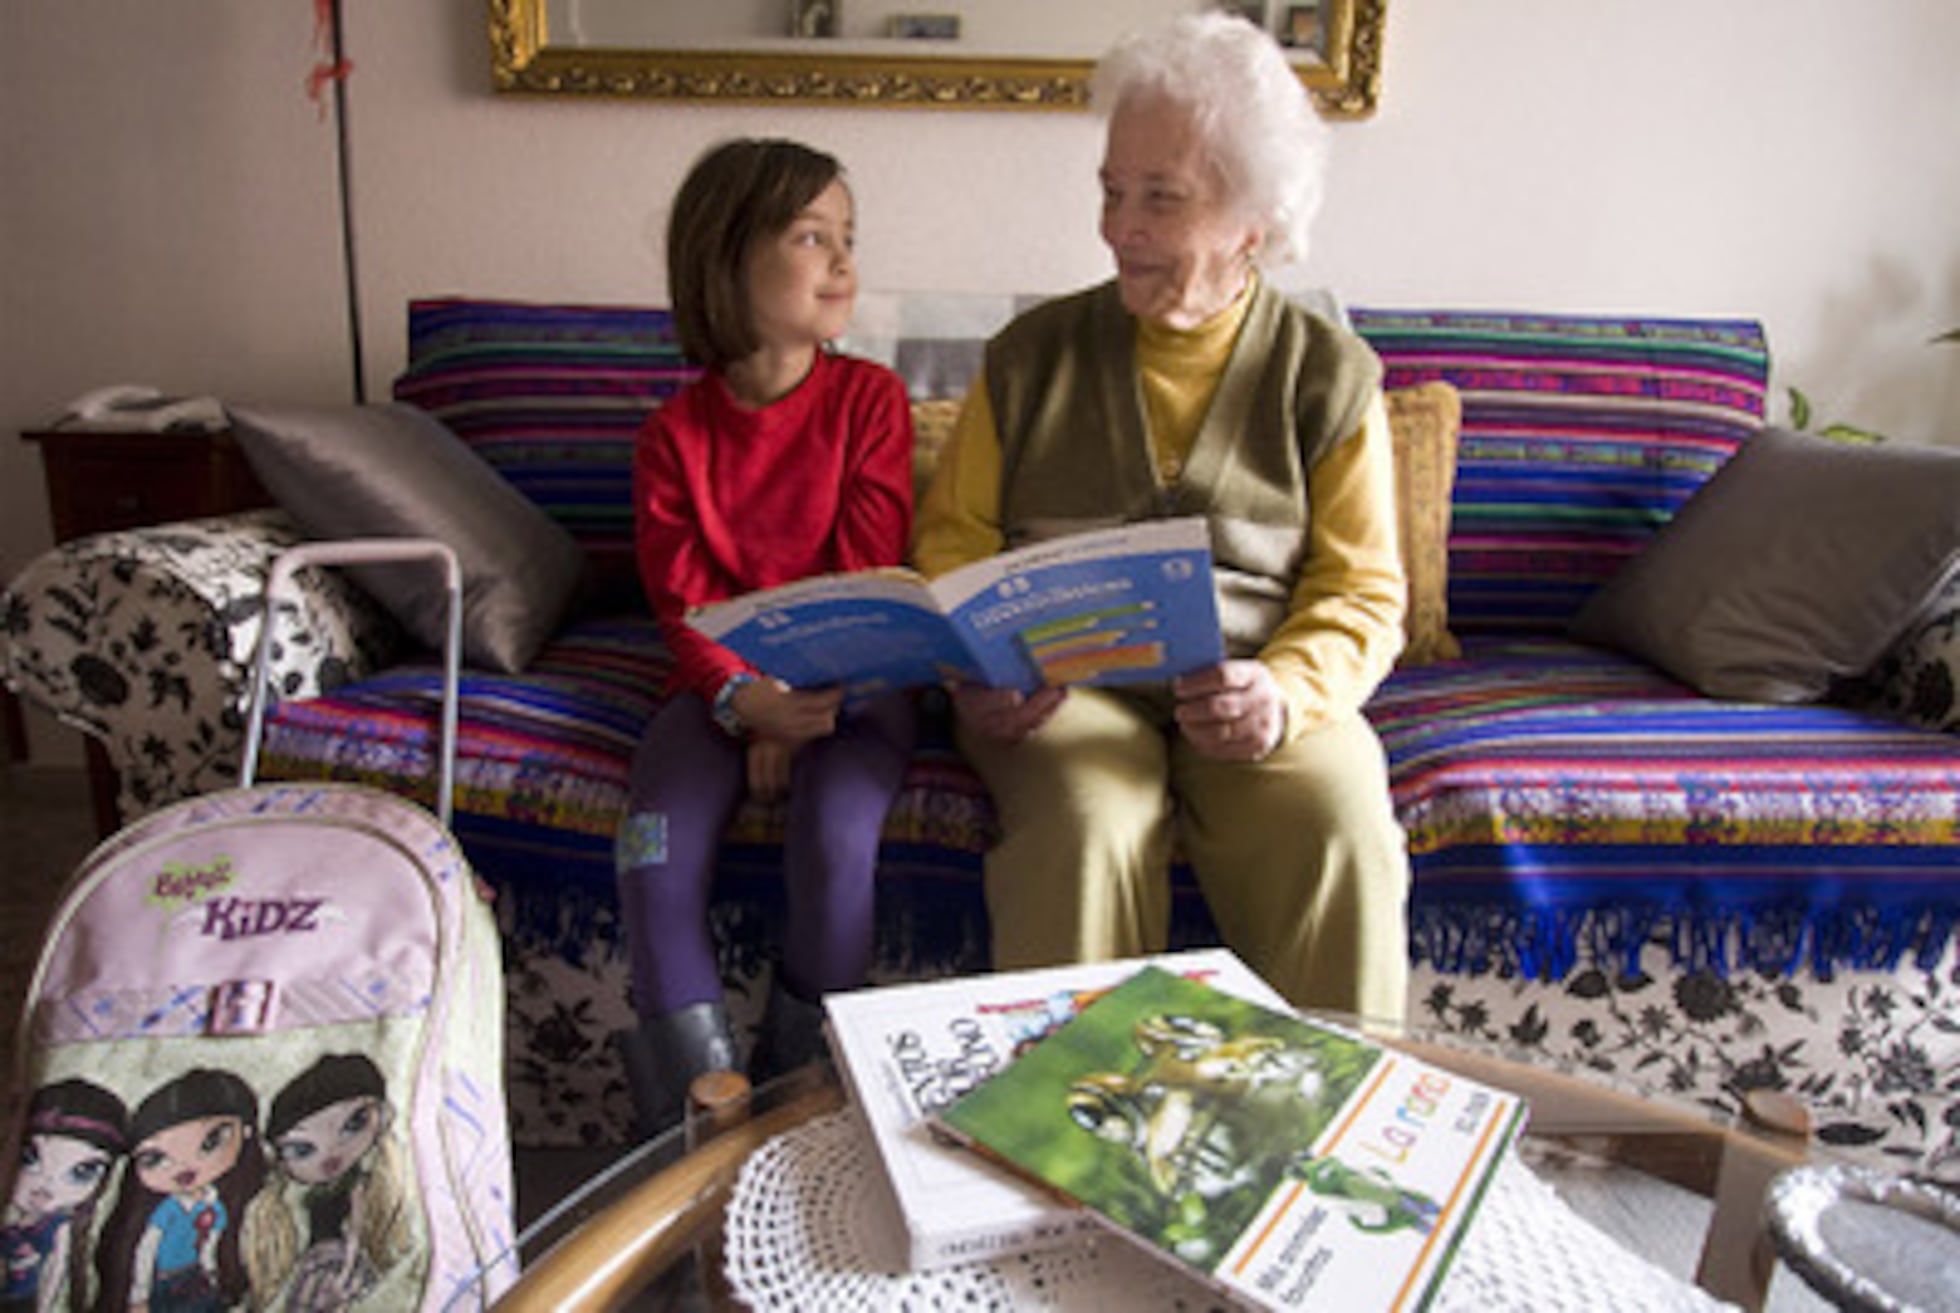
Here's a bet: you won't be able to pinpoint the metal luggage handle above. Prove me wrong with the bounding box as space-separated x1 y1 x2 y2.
242 539 464 829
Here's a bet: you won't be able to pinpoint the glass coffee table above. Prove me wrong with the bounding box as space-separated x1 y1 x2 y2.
479 1025 1836 1311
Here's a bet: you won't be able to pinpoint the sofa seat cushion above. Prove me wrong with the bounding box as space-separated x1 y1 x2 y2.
254 612 1004 970
1351 310 1771 637
1370 637 1960 981
258 618 1960 994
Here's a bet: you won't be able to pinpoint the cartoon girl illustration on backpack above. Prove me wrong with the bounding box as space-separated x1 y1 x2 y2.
92 1067 267 1313
3 1079 128 1313
245 1055 410 1312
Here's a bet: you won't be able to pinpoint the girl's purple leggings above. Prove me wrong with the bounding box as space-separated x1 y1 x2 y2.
615 689 916 1016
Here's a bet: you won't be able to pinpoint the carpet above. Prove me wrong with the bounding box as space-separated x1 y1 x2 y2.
0 766 96 1092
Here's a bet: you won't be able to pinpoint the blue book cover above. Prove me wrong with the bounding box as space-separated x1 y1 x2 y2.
686 517 1225 699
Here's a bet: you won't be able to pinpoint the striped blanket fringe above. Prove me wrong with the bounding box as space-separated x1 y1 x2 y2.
1410 897 1958 982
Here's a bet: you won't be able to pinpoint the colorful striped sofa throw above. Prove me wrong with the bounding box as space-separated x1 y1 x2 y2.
256 300 1959 991
391 297 699 600
1348 309 1771 635
1347 309 1958 983
216 297 1960 1151
1368 635 1960 981
258 613 999 978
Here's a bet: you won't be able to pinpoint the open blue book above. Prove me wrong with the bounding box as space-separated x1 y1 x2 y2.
685 517 1225 698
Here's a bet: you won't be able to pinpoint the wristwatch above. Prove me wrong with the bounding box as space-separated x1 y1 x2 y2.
712 672 758 738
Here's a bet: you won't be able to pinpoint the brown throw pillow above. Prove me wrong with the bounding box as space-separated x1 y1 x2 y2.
228 403 585 673
1572 426 1960 702
1385 382 1463 665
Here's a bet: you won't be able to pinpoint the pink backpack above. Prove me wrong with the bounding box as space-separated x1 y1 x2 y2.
2 542 516 1311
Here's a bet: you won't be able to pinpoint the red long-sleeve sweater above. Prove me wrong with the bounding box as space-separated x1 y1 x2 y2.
635 350 914 699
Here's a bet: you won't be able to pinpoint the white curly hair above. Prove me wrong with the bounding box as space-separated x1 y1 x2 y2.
1090 10 1330 268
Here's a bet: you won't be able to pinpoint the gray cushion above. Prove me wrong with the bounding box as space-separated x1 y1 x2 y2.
228 403 583 672
1571 426 1960 702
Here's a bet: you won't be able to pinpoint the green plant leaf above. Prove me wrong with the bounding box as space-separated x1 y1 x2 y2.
1787 387 1813 430
1818 422 1886 445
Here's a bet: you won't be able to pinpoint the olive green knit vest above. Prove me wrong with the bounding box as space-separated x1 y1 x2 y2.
984 279 1381 655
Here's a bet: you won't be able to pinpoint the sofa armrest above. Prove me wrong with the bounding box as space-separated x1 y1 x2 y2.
1 509 402 820
1835 569 1960 734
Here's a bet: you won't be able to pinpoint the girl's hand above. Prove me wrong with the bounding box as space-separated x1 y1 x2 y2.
951 682 1067 743
732 678 842 749
746 740 795 801
1173 660 1286 761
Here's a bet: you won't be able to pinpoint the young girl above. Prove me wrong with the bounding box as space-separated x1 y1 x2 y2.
3 1079 127 1313
246 1054 411 1311
92 1068 268 1313
615 137 917 1132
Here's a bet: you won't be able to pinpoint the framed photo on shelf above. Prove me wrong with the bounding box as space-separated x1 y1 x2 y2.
790 0 838 39
889 13 960 40
1283 4 1325 53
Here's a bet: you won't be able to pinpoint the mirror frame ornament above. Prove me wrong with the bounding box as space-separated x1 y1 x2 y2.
489 0 1384 119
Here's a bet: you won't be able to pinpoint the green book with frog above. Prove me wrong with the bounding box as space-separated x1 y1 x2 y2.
934 967 1527 1311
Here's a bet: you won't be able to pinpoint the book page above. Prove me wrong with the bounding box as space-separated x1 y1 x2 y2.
685 569 982 697
686 517 1226 695
930 518 1226 691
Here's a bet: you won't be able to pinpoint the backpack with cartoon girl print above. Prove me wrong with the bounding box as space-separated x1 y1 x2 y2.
1 542 516 1312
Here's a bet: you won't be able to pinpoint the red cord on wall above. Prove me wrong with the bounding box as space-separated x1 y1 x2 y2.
306 0 366 403
307 0 355 115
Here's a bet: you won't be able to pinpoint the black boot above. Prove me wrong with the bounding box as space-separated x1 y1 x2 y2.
614 1000 739 1139
749 975 831 1085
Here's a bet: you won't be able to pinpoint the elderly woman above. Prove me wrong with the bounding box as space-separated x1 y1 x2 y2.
912 12 1409 1018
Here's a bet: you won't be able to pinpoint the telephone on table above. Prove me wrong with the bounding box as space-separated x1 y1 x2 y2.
57 384 227 433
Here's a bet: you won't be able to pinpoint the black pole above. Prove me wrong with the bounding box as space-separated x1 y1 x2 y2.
328 0 366 403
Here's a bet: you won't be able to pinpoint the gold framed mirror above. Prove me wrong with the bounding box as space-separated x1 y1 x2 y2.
489 1 1384 119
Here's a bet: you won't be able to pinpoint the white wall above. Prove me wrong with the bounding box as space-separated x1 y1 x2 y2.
5 0 1959 762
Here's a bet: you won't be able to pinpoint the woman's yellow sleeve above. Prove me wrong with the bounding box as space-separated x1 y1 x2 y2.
1260 390 1408 737
910 374 1006 579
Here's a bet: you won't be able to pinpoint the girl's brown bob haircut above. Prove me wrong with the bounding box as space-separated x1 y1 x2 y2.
666 138 846 369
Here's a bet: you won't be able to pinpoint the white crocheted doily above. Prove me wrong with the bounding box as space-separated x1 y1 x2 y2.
722 1107 1734 1312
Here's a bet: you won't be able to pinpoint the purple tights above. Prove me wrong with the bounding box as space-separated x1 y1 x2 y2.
615 689 916 1016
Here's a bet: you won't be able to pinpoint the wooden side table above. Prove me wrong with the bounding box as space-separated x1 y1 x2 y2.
22 426 267 541
2 683 24 764
16 426 270 834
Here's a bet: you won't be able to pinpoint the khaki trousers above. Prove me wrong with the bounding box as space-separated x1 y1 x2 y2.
957 686 1410 1021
